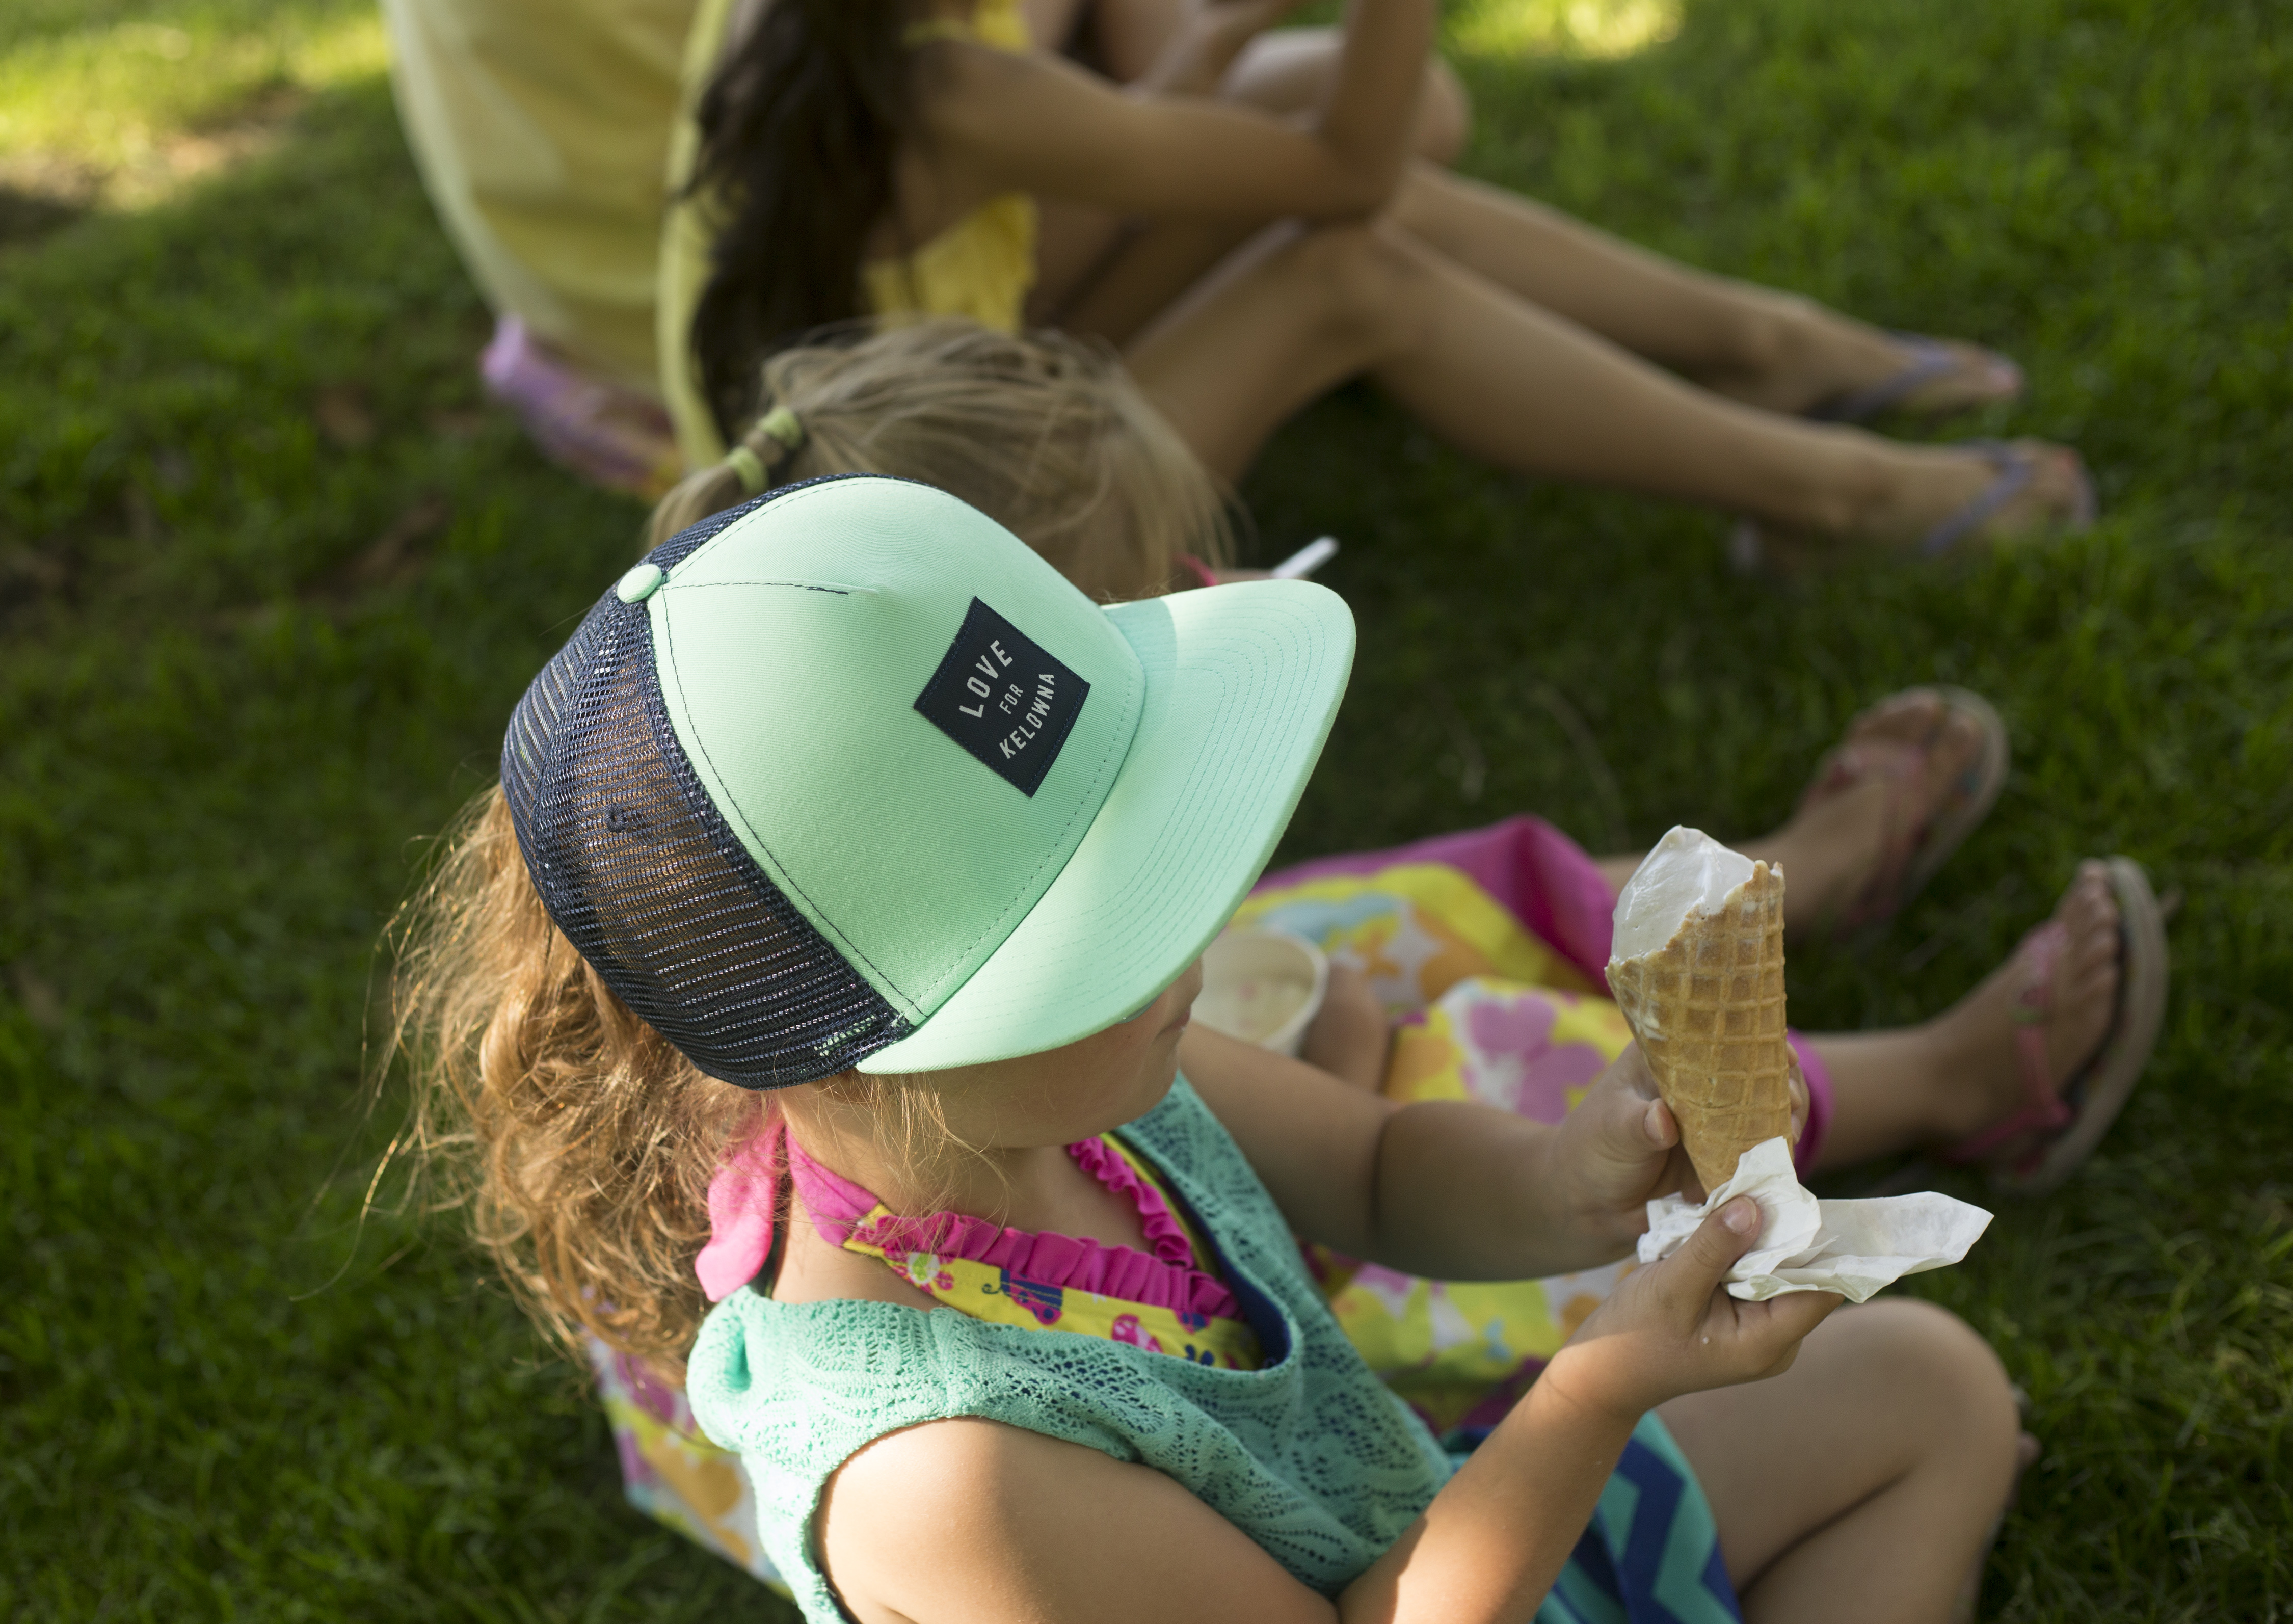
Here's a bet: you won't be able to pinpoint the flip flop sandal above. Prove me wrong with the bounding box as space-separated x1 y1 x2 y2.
480 316 683 500
1807 332 2023 425
1937 857 2170 1196
1799 686 2011 940
1915 440 2098 558
1727 440 2097 575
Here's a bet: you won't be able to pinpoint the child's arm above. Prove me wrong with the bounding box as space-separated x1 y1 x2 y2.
1182 1024 1704 1279
814 1203 1834 1623
917 0 1438 221
1297 961 1391 1090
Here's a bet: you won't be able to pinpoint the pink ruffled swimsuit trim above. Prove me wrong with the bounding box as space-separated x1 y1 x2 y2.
695 1119 1241 1324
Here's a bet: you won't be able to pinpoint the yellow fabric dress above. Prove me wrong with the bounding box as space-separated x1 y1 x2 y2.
381 0 699 396
657 0 1043 465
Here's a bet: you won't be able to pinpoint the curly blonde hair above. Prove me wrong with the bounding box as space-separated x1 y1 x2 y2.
385 320 1231 1367
383 789 758 1367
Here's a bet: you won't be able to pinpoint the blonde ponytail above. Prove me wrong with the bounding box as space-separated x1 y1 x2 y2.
644 407 810 549
641 321 1232 602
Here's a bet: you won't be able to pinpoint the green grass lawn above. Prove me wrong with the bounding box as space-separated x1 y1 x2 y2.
3 0 2287 1617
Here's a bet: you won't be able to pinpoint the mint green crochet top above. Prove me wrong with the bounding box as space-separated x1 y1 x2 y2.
686 1077 1456 1621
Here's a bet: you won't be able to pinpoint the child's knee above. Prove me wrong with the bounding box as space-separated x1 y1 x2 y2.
1853 1299 2020 1475
1282 223 1433 354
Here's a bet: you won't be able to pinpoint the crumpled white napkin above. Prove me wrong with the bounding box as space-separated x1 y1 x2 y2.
1637 1138 1993 1302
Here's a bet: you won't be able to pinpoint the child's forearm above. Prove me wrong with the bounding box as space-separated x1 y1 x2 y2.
1337 1352 1636 1624
1363 1100 1639 1281
1181 1028 1649 1276
1314 0 1438 204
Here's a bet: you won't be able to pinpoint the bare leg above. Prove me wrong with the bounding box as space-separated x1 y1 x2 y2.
1591 690 1990 936
1389 167 2023 418
1056 13 2012 421
1660 1298 2021 1623
1124 219 2086 543
1803 863 2123 1169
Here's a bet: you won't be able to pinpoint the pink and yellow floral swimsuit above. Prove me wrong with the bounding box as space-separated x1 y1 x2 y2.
784 1127 1263 1372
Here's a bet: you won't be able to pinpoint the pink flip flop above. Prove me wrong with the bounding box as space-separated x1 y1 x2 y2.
1800 686 2011 940
1938 858 2170 1196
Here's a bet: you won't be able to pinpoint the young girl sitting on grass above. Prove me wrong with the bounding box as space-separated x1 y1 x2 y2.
608 314 2163 1449
392 318 2157 1593
659 0 2095 562
398 469 2027 1621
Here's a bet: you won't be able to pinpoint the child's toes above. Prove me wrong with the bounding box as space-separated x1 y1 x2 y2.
1852 688 1945 746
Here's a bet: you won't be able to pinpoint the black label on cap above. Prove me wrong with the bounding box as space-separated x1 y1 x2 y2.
914 598 1090 797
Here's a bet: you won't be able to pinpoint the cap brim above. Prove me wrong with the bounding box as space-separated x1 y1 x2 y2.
859 579 1354 1073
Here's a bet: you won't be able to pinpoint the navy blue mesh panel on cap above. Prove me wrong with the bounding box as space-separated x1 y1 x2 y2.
500 484 910 1089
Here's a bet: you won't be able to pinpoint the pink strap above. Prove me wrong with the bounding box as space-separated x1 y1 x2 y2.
1176 552 1219 590
1066 1137 1197 1268
1942 921 2076 1166
695 1115 785 1303
783 1131 892 1245
751 1131 1243 1321
1784 1032 1834 1174
1803 739 1925 933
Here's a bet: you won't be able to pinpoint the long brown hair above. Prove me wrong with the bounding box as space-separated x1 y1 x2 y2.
647 320 1233 602
689 0 910 438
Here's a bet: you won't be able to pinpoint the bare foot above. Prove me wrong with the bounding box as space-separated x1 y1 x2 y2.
1699 297 2025 420
1856 439 2093 551
1920 863 2123 1152
1750 437 2091 563
1795 330 2023 421
1743 688 1990 937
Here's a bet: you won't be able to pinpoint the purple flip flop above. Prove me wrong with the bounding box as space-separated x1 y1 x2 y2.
1917 440 2097 557
1728 439 2097 573
1810 331 2024 425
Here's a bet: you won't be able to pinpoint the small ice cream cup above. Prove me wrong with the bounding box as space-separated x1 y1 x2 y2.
1192 927 1328 1057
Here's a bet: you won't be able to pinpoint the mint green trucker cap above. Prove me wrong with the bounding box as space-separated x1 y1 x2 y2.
501 474 1354 1086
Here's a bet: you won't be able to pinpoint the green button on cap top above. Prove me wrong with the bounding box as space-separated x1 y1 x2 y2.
616 563 665 604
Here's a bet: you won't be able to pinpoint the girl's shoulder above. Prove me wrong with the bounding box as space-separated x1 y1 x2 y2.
818 1410 1288 1623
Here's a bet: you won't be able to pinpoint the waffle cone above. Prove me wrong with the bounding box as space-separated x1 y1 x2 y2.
1608 860 1793 1191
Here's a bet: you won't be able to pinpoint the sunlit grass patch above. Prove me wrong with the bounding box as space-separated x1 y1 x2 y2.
0 0 382 214
1448 0 1682 59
